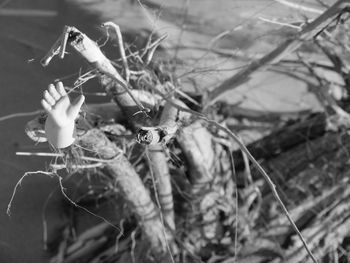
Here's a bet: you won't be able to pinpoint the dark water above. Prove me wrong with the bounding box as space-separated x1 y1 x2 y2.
0 1 105 262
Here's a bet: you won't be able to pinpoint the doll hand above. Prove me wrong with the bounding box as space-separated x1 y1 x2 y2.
41 82 85 128
41 82 85 148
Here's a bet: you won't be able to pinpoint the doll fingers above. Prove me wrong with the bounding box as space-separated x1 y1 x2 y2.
41 99 52 112
48 84 61 101
43 90 55 106
56 81 67 96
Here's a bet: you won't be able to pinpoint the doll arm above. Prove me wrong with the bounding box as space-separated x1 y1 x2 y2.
41 82 85 148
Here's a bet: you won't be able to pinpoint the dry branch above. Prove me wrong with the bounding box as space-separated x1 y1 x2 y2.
145 101 188 231
136 98 191 234
274 0 324 14
201 117 318 262
177 121 214 191
24 90 158 144
39 26 177 257
23 4 350 260
77 127 168 254
217 102 311 123
65 27 178 245
147 145 175 231
252 132 350 262
137 100 189 145
66 26 148 118
137 97 221 244
208 0 350 103
232 112 327 170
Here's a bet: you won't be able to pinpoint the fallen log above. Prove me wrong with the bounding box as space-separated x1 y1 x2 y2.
237 129 350 262
232 112 328 171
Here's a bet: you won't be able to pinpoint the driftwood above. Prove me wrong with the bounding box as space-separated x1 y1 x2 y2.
145 100 191 232
235 130 350 263
19 2 350 262
77 127 168 253
232 112 328 170
41 25 174 260
36 24 218 261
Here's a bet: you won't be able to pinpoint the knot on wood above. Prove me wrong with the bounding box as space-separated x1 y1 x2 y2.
136 127 168 145
68 30 83 44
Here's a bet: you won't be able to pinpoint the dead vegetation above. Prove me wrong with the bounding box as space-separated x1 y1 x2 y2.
9 0 350 262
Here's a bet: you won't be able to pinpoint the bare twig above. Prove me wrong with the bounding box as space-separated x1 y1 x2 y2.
66 222 110 255
16 151 63 157
16 151 122 163
299 55 349 116
50 163 103 170
201 117 318 263
102 22 131 82
96 26 177 255
228 149 239 263
208 0 350 103
59 26 70 59
143 33 168 65
41 26 71 66
0 109 43 122
258 16 302 30
7 171 55 216
39 24 174 255
274 0 324 14
44 26 148 115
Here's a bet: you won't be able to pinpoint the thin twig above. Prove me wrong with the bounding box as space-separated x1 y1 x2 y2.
41 26 70 66
0 110 43 122
16 152 63 157
144 33 168 65
130 229 137 263
7 171 55 216
208 0 350 103
57 175 121 231
59 26 70 59
241 148 253 185
66 26 149 114
258 16 302 29
16 151 122 163
50 163 103 170
228 149 239 263
102 22 130 82
114 219 125 253
274 0 324 14
200 117 318 263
